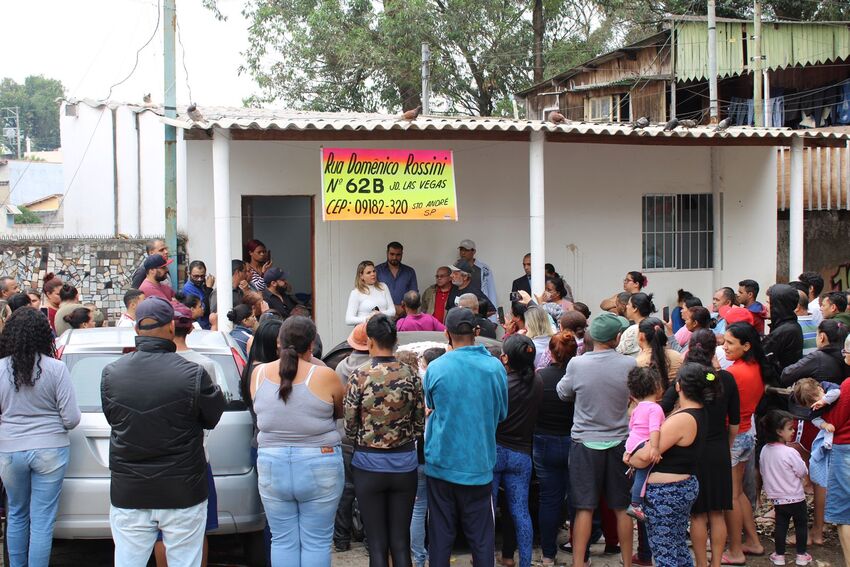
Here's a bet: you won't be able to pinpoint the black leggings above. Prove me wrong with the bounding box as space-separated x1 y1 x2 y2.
774 501 808 555
352 466 418 567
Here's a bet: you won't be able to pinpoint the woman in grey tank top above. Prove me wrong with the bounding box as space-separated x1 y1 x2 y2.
251 316 345 567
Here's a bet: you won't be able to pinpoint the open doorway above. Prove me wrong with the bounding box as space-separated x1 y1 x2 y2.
241 195 315 311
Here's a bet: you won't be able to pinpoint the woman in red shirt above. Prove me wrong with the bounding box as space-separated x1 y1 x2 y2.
41 273 63 332
722 322 768 563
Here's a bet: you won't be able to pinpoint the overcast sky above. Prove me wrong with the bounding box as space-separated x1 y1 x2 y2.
4 0 255 107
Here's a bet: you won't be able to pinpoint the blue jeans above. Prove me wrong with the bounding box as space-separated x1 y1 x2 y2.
410 465 428 567
532 434 570 560
111 501 207 567
257 446 344 567
0 446 70 567
492 445 533 567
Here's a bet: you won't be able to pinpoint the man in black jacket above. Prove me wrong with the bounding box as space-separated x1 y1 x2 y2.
102 297 225 566
780 319 849 387
511 253 532 296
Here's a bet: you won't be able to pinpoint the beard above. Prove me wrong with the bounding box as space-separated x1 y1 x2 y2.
388 259 400 266
155 272 168 282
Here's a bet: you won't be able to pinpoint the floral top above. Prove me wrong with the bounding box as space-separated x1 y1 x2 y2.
616 324 640 357
344 356 425 449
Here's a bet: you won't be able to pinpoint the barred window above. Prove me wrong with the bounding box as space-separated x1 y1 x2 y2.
642 194 714 270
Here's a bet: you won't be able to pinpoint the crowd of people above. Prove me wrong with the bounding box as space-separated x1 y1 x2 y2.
3 235 850 567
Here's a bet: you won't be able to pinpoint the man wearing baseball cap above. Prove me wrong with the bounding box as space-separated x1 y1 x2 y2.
457 239 498 309
101 297 226 566
424 307 508 565
262 267 296 319
557 312 637 567
139 254 175 302
445 260 490 314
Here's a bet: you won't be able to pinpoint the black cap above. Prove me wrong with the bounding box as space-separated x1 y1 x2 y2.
135 297 174 330
445 307 477 334
144 255 173 271
263 267 288 287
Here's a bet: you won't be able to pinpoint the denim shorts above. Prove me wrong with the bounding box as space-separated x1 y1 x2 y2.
730 431 755 466
826 444 850 525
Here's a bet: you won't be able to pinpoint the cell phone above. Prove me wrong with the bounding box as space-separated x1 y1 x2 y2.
267 249 272 262
662 306 670 322
497 306 505 325
509 291 520 302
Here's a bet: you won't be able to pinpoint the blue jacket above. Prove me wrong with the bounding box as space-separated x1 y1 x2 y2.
424 344 508 485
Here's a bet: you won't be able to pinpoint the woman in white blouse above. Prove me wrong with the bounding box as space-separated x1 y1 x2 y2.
345 261 395 325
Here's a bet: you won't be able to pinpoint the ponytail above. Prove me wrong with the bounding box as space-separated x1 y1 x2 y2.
503 334 536 384
277 316 317 402
639 317 669 388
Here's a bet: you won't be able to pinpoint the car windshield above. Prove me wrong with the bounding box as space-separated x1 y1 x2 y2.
63 352 245 412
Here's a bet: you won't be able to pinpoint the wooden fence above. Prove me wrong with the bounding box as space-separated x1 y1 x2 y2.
777 142 850 211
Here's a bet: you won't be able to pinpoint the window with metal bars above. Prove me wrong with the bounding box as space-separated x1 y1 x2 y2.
642 194 714 270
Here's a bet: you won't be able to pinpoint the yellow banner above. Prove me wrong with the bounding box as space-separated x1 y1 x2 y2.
321 148 458 221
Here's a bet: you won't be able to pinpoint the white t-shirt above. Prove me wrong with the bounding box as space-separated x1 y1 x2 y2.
809 298 824 326
345 285 395 325
116 313 135 328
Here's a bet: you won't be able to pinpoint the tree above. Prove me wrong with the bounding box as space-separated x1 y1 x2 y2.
240 0 530 116
0 76 65 152
14 207 41 225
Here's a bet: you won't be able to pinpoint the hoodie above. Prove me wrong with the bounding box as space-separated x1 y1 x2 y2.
763 284 804 376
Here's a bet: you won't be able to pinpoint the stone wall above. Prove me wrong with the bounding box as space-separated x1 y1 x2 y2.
0 237 186 323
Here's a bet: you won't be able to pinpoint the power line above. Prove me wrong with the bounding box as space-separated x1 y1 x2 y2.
100 0 162 101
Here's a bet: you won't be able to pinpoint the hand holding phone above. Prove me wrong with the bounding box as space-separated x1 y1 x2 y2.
662 306 670 323
497 306 506 325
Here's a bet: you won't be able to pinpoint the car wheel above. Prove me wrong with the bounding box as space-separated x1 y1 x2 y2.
241 530 267 567
322 348 353 374
351 498 364 542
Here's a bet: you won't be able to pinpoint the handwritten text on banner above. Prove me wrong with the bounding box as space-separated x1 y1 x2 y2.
321 148 458 221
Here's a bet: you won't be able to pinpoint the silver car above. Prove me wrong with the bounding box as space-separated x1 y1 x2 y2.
53 327 265 563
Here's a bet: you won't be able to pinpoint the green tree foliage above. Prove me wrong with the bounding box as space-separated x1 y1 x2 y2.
231 0 847 116
241 0 532 115
0 76 65 152
13 207 41 225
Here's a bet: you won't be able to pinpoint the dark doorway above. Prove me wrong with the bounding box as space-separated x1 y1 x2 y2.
241 196 315 310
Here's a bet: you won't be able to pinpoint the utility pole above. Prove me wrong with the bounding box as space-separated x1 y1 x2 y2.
1 108 22 158
163 0 179 285
753 0 763 127
707 0 718 123
421 43 431 115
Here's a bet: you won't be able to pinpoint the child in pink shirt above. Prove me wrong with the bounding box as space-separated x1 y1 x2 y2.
759 410 811 566
624 367 665 522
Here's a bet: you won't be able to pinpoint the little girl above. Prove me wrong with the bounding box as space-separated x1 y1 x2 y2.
624 366 665 522
759 410 812 567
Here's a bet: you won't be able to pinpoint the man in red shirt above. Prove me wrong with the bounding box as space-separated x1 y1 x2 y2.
139 255 175 302
421 266 453 324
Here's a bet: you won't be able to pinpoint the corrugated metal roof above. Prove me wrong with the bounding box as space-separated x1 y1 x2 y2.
675 20 850 82
64 98 850 144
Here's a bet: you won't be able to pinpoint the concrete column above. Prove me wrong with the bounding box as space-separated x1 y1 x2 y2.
711 147 722 289
789 136 804 279
212 127 233 332
529 131 546 298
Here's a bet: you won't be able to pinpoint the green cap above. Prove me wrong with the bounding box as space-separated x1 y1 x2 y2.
589 312 631 342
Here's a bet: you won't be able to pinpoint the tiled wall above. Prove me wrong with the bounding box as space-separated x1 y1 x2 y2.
0 237 186 323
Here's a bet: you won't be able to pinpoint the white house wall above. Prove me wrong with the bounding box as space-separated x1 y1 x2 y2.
60 104 115 235
60 102 188 237
185 138 777 347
